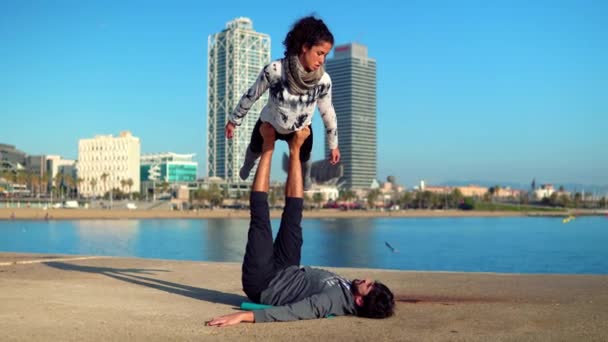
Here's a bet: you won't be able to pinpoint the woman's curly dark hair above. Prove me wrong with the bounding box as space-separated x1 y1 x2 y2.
356 282 395 319
283 16 334 57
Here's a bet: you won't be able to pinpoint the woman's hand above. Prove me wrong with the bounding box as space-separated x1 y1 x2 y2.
329 147 340 165
225 121 236 139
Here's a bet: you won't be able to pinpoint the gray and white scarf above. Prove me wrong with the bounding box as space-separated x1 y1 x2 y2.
284 55 324 95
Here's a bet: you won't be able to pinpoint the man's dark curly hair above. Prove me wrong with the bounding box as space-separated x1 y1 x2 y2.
356 282 395 319
283 16 334 57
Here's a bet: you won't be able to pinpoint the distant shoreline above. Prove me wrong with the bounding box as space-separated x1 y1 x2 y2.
1 207 602 220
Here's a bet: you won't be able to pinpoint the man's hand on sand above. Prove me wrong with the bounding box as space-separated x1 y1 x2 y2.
289 126 310 150
206 311 253 327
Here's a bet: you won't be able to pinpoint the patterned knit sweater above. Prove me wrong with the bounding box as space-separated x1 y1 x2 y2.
229 59 339 150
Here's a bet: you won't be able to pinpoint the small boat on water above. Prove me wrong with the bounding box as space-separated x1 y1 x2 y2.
562 215 576 224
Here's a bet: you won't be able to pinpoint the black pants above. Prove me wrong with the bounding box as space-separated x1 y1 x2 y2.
241 192 303 303
250 119 313 163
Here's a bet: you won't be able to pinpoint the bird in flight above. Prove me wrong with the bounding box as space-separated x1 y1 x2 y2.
385 241 398 253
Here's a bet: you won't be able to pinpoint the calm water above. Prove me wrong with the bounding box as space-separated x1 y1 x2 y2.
1 216 606 274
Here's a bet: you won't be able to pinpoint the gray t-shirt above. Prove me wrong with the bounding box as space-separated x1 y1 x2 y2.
254 265 357 322
229 59 339 150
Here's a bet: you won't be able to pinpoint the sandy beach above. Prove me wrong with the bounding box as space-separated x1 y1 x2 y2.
1 252 607 341
0 207 585 220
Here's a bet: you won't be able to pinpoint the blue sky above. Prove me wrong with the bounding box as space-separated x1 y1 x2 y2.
1 0 606 187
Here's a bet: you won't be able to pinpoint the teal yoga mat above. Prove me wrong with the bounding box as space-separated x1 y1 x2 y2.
240 302 334 318
240 302 273 310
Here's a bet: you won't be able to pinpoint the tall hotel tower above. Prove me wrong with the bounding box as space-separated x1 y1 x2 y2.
325 43 377 189
207 17 270 183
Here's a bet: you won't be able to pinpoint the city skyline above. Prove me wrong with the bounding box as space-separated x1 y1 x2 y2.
4 136 606 193
1 1 606 187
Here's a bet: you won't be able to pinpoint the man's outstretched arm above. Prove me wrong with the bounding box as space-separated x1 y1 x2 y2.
253 291 336 322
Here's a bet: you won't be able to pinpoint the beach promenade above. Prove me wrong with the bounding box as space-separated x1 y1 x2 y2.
0 252 606 341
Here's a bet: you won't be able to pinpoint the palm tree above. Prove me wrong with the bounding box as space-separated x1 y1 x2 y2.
120 179 127 198
338 190 357 210
31 173 41 198
599 196 606 209
90 178 97 198
159 181 170 194
487 187 496 201
399 192 413 209
518 192 529 205
207 184 223 208
269 187 277 208
339 189 354 202
100 173 109 198
126 178 134 200
234 189 242 207
16 170 27 185
347 190 358 208
303 193 312 210
573 192 583 208
194 188 209 207
64 174 74 199
415 191 433 209
558 193 571 208
494 185 501 201
24 171 34 197
367 189 380 209
449 188 464 209
41 172 50 196
0 170 11 181
430 192 442 209
53 172 64 200
549 192 559 207
312 192 323 209
11 170 20 183
76 177 84 199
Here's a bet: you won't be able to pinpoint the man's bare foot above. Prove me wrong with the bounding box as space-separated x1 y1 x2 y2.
260 123 276 151
288 127 310 150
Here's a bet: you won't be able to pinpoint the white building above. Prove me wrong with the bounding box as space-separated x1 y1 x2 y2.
534 184 555 199
305 185 339 202
47 155 76 181
77 131 141 197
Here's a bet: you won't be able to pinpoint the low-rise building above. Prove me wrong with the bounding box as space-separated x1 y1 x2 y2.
77 131 141 197
305 185 339 202
140 152 198 198
456 185 488 197
534 184 555 199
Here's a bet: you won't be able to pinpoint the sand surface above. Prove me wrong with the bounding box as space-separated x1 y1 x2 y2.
1 252 606 341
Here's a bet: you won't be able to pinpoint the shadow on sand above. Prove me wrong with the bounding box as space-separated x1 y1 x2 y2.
44 261 246 307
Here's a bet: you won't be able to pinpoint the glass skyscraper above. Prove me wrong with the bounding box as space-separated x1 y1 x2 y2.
325 43 377 190
207 17 270 183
